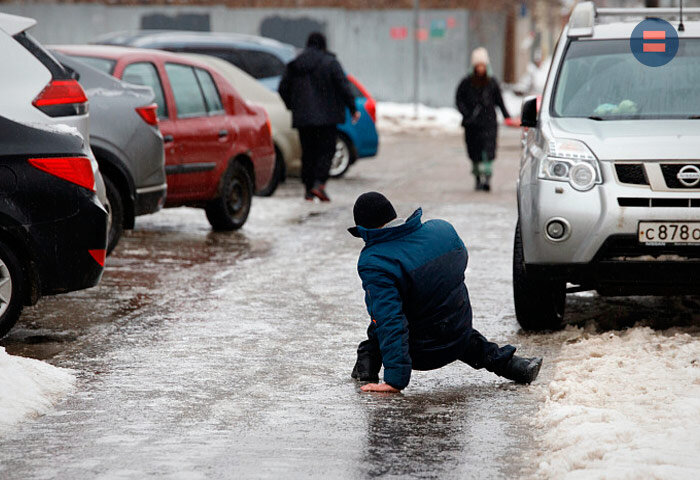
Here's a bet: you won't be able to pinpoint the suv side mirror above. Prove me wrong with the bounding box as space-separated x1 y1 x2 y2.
521 96 538 128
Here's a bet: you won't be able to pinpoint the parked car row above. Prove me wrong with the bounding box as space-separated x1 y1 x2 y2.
1 13 380 339
54 44 276 229
1 13 110 337
92 30 379 179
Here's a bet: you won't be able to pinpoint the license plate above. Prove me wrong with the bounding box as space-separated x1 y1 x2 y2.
638 222 700 244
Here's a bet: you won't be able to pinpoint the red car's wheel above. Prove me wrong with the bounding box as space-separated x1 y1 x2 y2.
205 162 253 231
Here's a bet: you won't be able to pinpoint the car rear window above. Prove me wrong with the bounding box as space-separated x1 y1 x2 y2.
194 68 224 115
67 55 116 75
122 62 169 119
239 49 285 79
183 48 251 75
552 38 700 119
165 63 208 118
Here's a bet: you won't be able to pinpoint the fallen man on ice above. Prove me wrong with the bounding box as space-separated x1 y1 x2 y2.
348 192 543 393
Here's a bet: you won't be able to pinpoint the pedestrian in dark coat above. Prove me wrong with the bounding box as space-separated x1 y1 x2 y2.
279 32 359 202
455 47 514 192
348 192 542 393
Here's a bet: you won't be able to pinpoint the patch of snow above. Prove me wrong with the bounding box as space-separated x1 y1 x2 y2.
0 347 76 433
376 102 462 135
510 58 552 97
531 326 700 479
377 94 526 135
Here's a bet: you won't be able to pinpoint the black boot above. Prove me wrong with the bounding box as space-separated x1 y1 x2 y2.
475 175 483 191
311 182 331 202
501 355 543 384
482 175 491 192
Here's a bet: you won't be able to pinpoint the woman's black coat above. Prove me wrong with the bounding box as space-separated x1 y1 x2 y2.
455 75 510 161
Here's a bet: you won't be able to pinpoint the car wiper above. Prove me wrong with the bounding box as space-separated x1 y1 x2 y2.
688 115 700 119
587 115 605 121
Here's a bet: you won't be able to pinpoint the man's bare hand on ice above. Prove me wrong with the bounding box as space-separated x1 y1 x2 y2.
360 383 400 393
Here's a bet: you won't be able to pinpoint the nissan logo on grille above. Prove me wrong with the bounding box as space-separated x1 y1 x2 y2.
677 165 700 187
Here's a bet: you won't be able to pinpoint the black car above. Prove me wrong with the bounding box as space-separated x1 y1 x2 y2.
0 115 108 338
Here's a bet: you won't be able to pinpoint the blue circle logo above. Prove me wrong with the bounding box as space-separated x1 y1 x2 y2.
630 18 679 67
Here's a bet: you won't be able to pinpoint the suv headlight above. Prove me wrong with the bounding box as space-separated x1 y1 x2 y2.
538 139 602 191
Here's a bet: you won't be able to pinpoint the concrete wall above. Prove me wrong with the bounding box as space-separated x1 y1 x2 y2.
1 3 507 106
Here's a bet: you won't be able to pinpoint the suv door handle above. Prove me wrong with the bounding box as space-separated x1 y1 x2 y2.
163 134 174 143
218 129 229 138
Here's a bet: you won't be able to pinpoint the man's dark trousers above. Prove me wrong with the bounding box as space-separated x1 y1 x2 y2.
355 324 515 381
298 125 337 193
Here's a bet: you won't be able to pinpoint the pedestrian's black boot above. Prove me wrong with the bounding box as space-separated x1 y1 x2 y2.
311 183 331 202
475 175 483 191
482 175 491 192
501 355 542 384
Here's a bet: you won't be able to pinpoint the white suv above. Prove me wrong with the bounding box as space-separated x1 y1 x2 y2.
514 2 700 330
0 12 107 205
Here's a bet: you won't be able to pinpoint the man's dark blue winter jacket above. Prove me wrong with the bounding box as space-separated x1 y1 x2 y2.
355 208 473 390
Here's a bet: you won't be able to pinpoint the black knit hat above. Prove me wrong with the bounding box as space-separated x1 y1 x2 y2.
348 192 397 237
307 32 327 51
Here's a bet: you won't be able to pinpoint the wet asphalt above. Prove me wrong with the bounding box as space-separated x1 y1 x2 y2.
1 128 694 479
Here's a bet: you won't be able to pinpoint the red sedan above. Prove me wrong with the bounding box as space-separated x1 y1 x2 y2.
55 45 275 230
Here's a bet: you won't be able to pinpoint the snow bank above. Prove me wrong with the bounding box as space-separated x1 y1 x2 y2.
532 327 700 479
0 347 76 433
376 95 523 135
376 60 549 135
376 102 462 134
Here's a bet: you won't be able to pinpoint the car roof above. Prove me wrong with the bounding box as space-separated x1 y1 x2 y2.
51 44 219 69
95 30 297 54
0 12 36 36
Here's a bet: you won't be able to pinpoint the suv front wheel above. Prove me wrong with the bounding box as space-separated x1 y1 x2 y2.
513 222 566 331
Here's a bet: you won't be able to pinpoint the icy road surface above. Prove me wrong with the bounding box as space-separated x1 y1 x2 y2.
1 127 699 479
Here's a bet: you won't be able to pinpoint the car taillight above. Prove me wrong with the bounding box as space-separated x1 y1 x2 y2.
28 157 95 192
89 249 106 267
135 104 159 126
32 79 88 117
365 98 376 123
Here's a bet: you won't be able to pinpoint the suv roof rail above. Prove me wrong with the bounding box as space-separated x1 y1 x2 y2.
568 1 700 37
597 7 700 17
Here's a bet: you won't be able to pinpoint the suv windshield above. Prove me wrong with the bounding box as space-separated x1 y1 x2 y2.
552 39 700 119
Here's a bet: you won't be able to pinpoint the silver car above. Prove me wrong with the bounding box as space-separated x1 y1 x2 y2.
514 2 700 330
53 51 167 254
